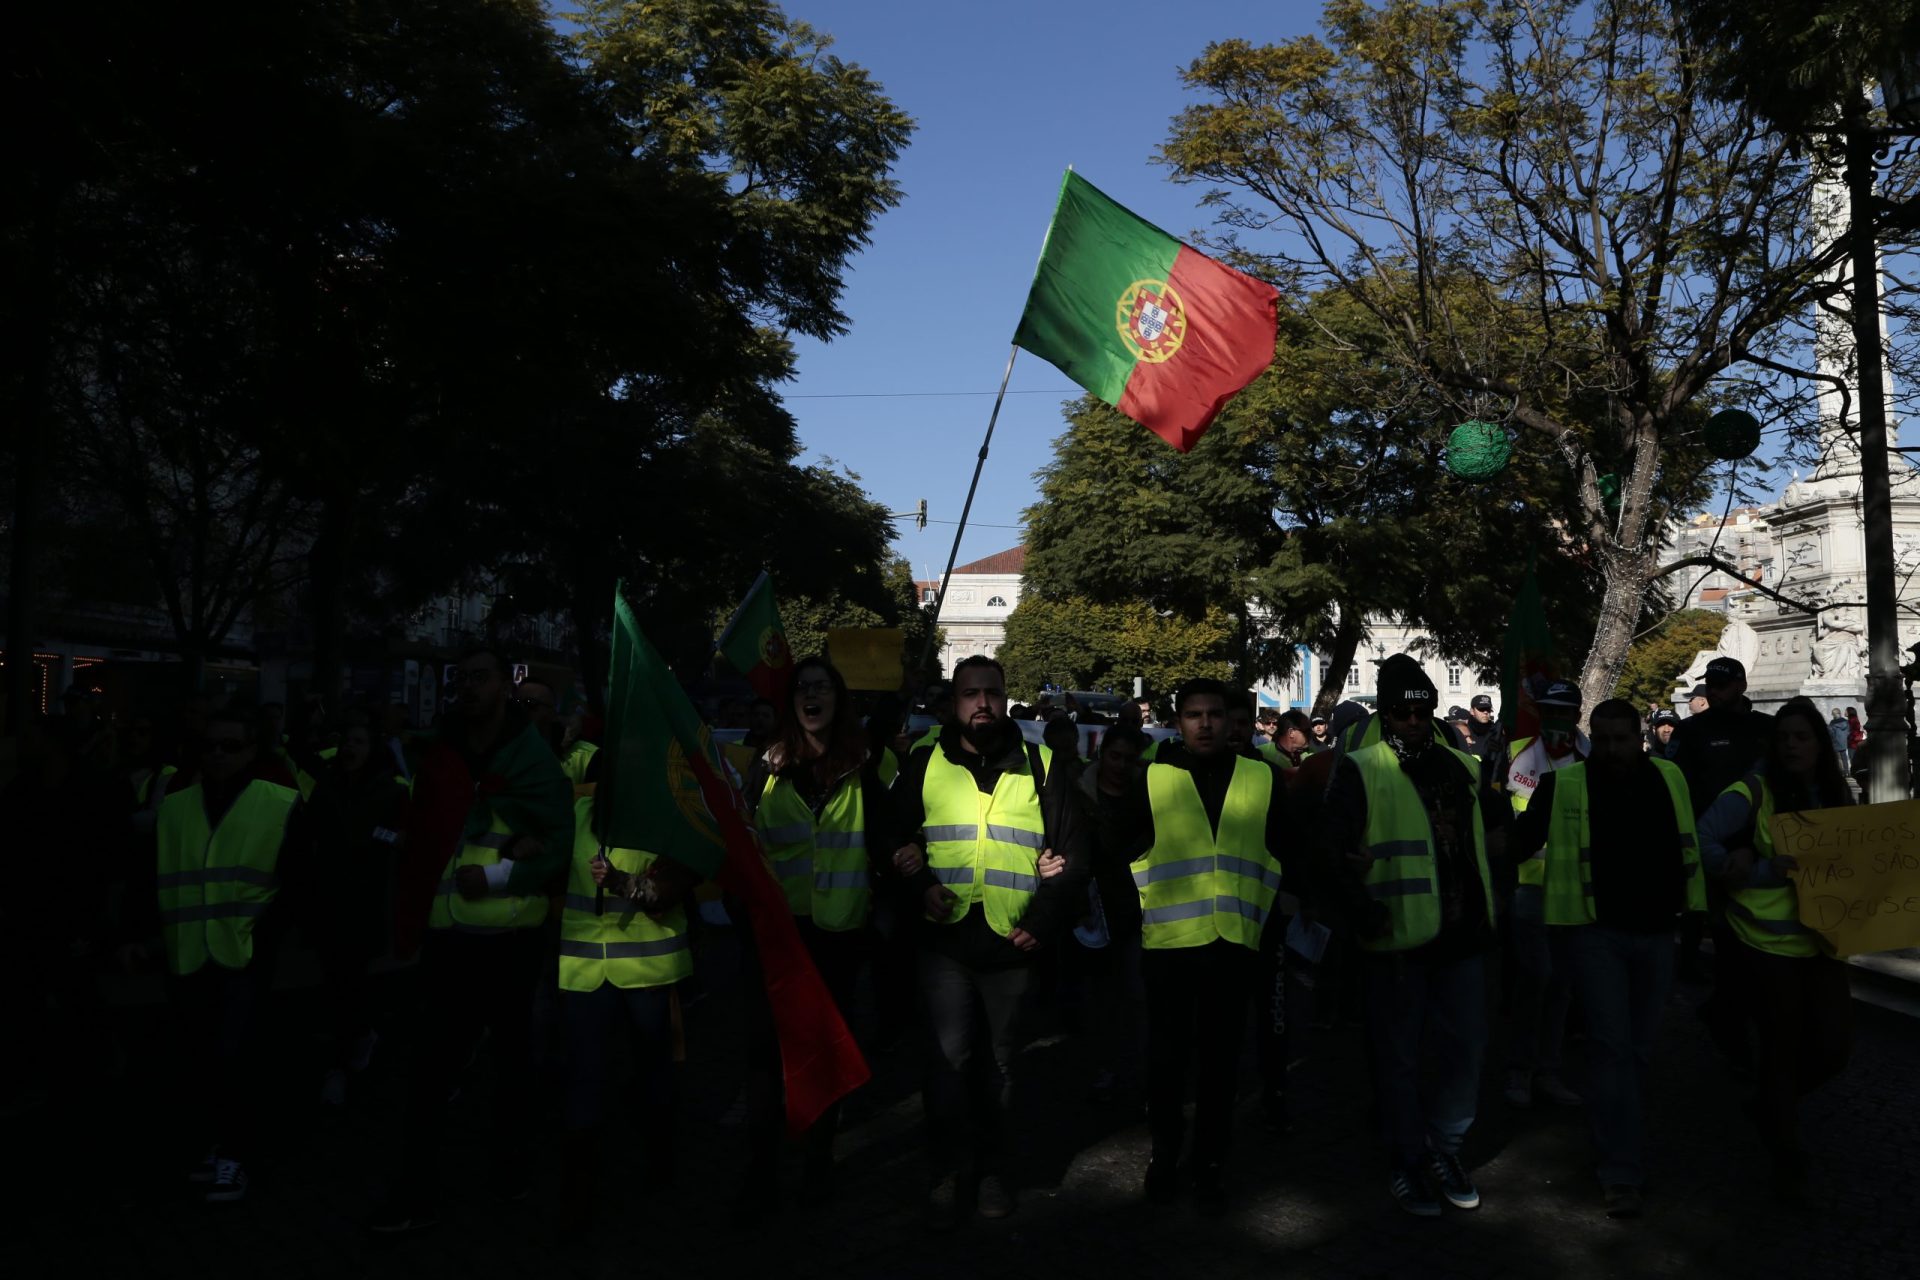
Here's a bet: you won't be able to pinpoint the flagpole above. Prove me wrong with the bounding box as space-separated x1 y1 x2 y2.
917 343 1020 676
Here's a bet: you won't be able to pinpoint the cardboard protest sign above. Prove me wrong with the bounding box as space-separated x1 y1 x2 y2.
1769 800 1920 957
826 628 904 691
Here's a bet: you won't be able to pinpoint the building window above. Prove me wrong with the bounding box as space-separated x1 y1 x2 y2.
1447 665 1462 689
1347 667 1361 689
1318 660 1330 686
987 595 1007 608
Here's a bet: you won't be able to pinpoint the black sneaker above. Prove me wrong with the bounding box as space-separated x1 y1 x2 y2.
1389 1167 1442 1218
1603 1184 1643 1218
975 1174 1014 1219
924 1175 960 1232
204 1158 248 1204
369 1197 440 1235
187 1147 218 1185
1423 1150 1481 1210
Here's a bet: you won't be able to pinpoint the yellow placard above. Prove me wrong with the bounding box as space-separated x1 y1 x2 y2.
1768 800 1920 957
826 627 904 692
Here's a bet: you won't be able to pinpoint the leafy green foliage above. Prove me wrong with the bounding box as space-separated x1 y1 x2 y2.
1000 596 1235 699
1613 610 1727 711
1159 0 1864 705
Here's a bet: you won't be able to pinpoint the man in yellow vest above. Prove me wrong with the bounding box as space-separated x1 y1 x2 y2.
1508 699 1706 1218
890 654 1087 1229
1327 655 1500 1219
1501 678 1586 1110
372 644 573 1234
1103 678 1288 1208
141 707 302 1204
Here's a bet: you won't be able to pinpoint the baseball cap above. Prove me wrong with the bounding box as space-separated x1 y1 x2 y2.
1651 708 1680 727
1688 684 1709 700
1470 694 1493 712
1537 679 1582 708
1446 705 1469 722
1705 656 1745 684
1309 715 1327 727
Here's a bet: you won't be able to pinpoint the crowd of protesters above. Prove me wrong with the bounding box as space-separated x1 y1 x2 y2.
0 643 1862 1234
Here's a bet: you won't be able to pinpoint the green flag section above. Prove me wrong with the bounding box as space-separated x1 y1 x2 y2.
596 589 732 878
715 571 791 701
1500 560 1562 743
598 584 870 1132
1013 169 1279 453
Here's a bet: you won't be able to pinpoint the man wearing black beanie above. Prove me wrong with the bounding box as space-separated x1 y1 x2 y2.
1326 653 1500 1219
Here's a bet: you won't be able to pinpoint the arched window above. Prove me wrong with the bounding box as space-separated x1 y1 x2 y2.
987 595 1008 607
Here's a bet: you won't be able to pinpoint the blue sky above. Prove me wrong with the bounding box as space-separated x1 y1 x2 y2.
776 0 1323 578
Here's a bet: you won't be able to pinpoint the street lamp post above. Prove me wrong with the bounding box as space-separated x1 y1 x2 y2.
1836 62 1920 801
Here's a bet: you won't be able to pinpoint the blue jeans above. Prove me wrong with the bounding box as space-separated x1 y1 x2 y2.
1510 886 1571 1073
1562 926 1674 1187
1364 951 1488 1171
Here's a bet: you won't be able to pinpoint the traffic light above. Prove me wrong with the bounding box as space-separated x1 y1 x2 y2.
916 498 927 530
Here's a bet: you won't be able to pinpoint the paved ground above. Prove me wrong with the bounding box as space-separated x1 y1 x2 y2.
8 927 1917 1280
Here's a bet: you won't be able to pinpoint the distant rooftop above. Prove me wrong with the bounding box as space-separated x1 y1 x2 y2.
949 545 1027 576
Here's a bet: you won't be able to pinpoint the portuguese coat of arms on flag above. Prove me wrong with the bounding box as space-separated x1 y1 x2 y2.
1013 170 1279 452
714 571 790 701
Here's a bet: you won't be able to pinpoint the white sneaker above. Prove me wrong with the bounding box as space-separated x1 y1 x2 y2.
1503 1068 1533 1108
205 1157 248 1203
1535 1073 1583 1107
321 1068 348 1108
348 1030 380 1073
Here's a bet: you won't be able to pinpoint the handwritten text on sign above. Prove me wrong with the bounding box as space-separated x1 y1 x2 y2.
1768 799 1920 957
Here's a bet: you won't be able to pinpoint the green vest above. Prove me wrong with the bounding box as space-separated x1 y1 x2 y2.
156 778 300 976
1133 756 1280 950
757 767 871 932
1257 741 1289 770
427 812 551 933
557 796 691 992
913 725 941 751
879 747 899 788
1349 741 1495 952
562 740 599 786
1540 759 1707 926
921 743 1050 937
1722 775 1822 958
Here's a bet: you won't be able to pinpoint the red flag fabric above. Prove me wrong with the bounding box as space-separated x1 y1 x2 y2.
690 740 871 1134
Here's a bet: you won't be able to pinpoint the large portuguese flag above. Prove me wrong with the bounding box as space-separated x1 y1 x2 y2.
1014 170 1279 452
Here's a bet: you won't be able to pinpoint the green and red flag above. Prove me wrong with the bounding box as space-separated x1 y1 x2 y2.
1014 169 1280 453
715 571 791 701
1500 559 1563 744
598 586 868 1133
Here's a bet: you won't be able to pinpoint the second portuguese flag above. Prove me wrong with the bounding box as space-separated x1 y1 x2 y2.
1014 170 1279 452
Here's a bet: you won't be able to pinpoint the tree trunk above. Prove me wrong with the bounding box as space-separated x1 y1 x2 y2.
1578 548 1653 710
572 574 608 715
1313 609 1366 717
307 492 352 711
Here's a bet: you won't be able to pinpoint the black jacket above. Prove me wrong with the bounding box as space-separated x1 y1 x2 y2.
1669 703 1774 815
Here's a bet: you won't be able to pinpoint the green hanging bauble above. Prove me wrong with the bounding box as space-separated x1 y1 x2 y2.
1597 472 1621 515
1704 408 1761 460
1446 420 1511 479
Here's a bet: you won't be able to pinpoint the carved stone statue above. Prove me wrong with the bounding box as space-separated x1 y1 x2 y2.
1809 604 1865 681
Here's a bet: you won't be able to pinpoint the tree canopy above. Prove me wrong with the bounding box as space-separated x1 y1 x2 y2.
1160 0 1915 706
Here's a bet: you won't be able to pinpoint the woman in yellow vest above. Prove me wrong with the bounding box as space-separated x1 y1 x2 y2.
1697 696 1853 1198
739 655 896 1204
559 782 695 1195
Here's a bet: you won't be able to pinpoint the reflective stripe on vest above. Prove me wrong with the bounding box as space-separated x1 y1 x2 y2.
755 768 871 932
427 817 549 934
1350 742 1494 953
156 779 299 976
1540 759 1705 926
1724 776 1821 958
921 743 1050 937
1132 756 1279 951
558 796 691 992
